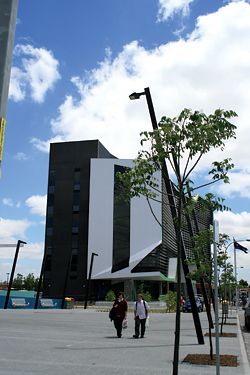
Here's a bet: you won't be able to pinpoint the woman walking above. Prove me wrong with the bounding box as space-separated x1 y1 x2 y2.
112 292 127 338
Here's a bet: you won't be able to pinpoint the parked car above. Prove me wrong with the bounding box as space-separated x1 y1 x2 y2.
243 300 250 330
183 296 203 312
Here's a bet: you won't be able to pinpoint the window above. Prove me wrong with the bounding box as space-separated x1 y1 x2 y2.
72 213 79 233
46 217 53 227
70 254 78 272
74 169 80 182
73 191 80 205
73 183 80 191
46 246 52 255
44 255 52 272
71 235 78 249
46 227 53 236
47 206 54 215
73 205 79 212
47 194 54 205
49 169 56 184
48 185 55 194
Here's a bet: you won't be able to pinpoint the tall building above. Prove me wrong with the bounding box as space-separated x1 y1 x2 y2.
43 140 115 299
43 139 212 300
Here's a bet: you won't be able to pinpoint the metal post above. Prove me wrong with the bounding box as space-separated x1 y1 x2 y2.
4 240 26 309
84 252 98 309
213 220 220 375
233 242 238 313
144 87 158 130
142 87 204 344
61 255 73 309
34 256 46 309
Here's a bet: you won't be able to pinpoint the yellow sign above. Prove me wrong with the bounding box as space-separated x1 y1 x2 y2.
0 117 6 162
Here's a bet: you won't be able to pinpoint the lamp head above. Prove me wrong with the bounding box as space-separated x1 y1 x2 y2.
129 91 145 100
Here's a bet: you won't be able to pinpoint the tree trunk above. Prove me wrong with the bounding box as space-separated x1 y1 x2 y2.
172 191 182 375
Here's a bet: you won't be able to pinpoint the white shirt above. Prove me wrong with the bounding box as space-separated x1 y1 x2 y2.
134 300 149 319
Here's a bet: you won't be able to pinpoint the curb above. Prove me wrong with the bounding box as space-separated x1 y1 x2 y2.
237 315 250 374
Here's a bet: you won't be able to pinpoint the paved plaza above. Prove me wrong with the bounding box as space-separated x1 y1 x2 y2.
0 308 249 375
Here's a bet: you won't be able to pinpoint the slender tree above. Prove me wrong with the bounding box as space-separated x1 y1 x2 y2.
118 108 237 375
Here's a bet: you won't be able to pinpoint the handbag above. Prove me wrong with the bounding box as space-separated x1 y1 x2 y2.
109 307 116 321
146 316 149 328
122 318 128 329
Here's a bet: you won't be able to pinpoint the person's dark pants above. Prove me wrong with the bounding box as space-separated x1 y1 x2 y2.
114 317 123 337
135 317 146 338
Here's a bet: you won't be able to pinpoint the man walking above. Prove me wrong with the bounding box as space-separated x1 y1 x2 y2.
133 293 149 338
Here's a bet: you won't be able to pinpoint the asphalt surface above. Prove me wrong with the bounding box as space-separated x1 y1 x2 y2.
0 308 249 375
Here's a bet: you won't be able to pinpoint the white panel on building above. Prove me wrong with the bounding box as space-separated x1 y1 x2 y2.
88 159 162 280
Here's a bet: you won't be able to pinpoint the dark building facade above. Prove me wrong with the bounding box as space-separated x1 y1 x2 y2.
43 140 115 299
42 139 212 301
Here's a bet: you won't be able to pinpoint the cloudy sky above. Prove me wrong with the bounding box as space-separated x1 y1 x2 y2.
1 0 250 283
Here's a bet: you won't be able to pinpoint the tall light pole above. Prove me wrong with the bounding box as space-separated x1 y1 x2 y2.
129 88 158 130
4 240 27 309
129 88 208 335
225 238 250 312
213 220 220 375
129 87 205 375
84 252 98 309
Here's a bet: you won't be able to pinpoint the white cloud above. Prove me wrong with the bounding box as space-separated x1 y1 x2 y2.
2 198 14 207
0 218 43 280
9 44 61 103
9 67 26 101
2 198 21 208
0 242 44 281
214 171 250 198
19 242 44 261
0 217 32 242
215 210 250 239
157 0 195 21
25 195 47 217
0 242 43 261
32 2 250 195
13 152 29 161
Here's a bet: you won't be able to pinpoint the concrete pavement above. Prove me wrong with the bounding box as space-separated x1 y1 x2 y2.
0 308 249 374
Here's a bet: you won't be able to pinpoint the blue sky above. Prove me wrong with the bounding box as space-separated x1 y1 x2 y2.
1 0 250 283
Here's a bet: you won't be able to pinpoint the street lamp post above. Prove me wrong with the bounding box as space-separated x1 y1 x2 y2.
84 252 98 309
6 272 9 287
129 88 206 347
4 240 27 309
129 88 158 130
225 238 250 312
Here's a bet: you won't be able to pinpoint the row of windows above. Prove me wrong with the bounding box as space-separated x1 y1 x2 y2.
44 169 82 276
44 252 79 274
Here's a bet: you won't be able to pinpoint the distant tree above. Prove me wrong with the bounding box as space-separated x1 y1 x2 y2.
12 273 23 289
23 273 38 290
239 279 248 288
